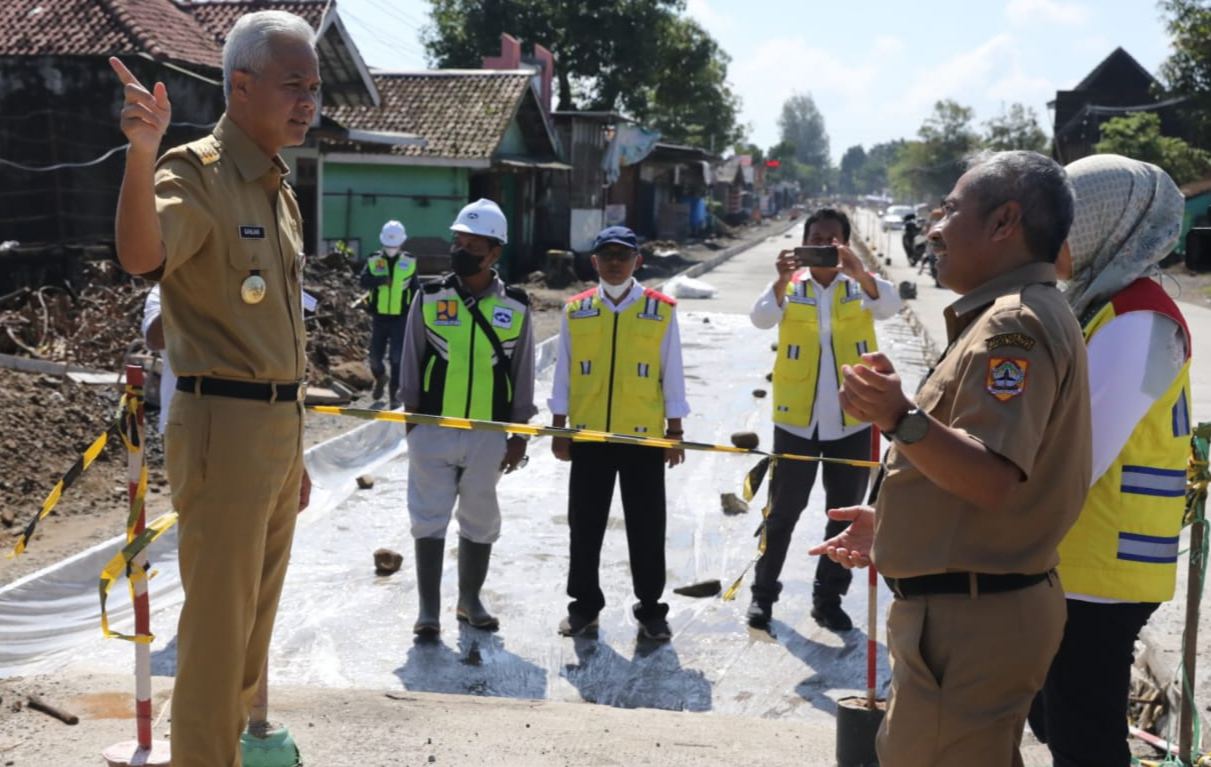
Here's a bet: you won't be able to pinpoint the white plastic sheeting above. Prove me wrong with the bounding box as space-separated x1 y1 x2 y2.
0 313 928 721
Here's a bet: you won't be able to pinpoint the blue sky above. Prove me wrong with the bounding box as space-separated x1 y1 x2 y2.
336 0 1173 162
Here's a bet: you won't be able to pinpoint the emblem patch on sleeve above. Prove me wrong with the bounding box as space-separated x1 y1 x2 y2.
986 357 1028 401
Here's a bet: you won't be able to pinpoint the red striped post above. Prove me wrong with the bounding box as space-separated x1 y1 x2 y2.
867 425 879 707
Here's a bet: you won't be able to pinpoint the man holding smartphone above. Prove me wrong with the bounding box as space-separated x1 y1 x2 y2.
747 208 901 631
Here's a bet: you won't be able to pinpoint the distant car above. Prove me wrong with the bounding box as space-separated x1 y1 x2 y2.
881 205 915 231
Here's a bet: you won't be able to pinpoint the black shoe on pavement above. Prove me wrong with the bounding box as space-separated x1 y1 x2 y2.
746 599 772 629
558 613 599 637
372 372 387 401
811 602 853 632
637 615 672 642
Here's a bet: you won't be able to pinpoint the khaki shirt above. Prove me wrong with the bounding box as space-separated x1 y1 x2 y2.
874 262 1091 578
153 114 306 383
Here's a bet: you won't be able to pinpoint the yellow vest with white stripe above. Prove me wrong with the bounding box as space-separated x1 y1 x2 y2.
419 276 529 422
370 252 417 316
566 287 673 436
1057 278 1193 603
772 273 877 428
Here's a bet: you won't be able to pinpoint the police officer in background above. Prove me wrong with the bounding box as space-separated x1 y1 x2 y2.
810 150 1091 766
109 10 317 765
361 219 419 408
398 199 536 637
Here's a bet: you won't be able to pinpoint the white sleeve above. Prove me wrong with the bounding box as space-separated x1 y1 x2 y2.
546 311 573 417
750 281 784 329
141 286 161 340
861 274 903 320
1087 312 1186 485
660 310 691 418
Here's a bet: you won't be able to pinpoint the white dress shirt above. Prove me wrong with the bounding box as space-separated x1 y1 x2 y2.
750 271 902 441
1069 309 1187 604
141 285 177 435
548 280 691 419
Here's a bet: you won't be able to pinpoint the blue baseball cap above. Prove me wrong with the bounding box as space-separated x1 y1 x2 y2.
592 226 639 252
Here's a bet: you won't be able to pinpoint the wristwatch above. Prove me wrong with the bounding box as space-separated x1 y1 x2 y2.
889 408 929 444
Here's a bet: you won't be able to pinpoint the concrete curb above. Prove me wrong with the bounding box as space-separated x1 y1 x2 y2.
676 217 803 282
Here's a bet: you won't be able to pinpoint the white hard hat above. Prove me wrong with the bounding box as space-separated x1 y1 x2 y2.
450 199 508 245
380 220 407 247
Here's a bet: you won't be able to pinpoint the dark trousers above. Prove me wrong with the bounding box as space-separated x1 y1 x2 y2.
368 314 406 399
751 426 872 606
567 442 668 622
1028 599 1159 767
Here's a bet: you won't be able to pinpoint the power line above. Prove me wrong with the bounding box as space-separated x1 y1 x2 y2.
0 144 127 172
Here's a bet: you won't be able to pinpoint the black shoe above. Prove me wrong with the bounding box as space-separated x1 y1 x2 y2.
389 397 401 410
637 615 672 641
372 372 387 401
746 599 772 628
558 613 599 637
811 602 853 632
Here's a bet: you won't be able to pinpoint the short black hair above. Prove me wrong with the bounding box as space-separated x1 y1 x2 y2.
803 208 851 244
963 150 1075 263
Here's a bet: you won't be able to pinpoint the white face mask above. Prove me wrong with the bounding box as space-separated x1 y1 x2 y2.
600 277 633 299
383 245 401 256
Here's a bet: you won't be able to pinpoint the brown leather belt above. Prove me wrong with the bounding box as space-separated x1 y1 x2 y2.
177 376 305 403
885 570 1051 599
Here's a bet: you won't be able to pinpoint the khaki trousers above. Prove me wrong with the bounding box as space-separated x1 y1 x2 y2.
878 576 1066 767
165 394 304 767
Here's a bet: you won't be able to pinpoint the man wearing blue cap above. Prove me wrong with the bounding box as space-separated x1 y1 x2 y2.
549 226 689 641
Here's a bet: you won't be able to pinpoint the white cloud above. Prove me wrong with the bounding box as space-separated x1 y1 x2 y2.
873 35 905 57
1005 0 1091 27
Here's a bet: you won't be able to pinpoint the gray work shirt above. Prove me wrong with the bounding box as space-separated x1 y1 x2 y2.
398 271 538 423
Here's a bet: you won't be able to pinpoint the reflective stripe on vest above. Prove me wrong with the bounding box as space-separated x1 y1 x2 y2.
420 286 527 421
1056 278 1192 602
372 255 417 316
566 289 670 435
772 275 877 428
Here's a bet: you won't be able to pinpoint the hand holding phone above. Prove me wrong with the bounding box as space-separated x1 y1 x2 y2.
793 245 839 269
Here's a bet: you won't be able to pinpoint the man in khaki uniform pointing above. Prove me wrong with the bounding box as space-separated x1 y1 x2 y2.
811 150 1091 766
110 10 318 765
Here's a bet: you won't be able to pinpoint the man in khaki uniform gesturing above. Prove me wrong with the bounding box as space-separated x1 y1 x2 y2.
109 11 319 765
810 150 1092 766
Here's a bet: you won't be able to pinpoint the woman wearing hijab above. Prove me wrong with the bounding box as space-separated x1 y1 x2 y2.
1029 154 1194 767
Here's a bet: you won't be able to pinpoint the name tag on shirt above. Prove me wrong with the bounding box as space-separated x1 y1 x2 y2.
302 291 318 313
239 225 266 239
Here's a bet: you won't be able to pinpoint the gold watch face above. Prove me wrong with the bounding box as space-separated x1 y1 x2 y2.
241 274 267 304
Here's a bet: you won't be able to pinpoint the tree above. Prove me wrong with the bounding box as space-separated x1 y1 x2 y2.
777 93 830 170
983 103 1049 153
1159 0 1211 140
856 140 905 196
1094 111 1211 184
837 145 866 195
889 100 979 200
422 1 742 150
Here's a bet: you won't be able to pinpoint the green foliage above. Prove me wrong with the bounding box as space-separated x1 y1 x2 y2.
837 145 866 195
983 103 1049 153
1094 111 1211 184
777 92 830 169
1159 0 1211 139
422 0 742 150
888 100 979 201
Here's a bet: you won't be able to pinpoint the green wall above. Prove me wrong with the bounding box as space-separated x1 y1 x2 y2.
322 162 469 258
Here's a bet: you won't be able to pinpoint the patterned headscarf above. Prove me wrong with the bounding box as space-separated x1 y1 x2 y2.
1063 154 1184 319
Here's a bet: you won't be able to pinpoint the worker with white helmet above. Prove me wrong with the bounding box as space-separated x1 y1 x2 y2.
360 219 419 408
398 198 536 636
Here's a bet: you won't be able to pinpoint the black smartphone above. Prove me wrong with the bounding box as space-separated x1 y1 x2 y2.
793 245 839 268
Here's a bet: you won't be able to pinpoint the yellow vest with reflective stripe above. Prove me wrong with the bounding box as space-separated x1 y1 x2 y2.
419 279 528 421
1057 280 1192 602
772 274 877 428
566 288 672 436
370 254 417 316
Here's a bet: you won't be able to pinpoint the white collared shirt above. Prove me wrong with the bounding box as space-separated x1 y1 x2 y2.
548 280 691 419
749 271 901 441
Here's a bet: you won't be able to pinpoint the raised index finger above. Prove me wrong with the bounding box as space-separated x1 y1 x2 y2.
108 57 143 88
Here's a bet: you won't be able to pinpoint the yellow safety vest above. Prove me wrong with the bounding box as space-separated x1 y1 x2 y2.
370 253 417 316
772 274 877 428
1057 278 1193 602
419 276 528 421
566 287 674 436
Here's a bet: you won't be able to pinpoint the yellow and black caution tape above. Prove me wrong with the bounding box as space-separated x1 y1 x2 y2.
9 393 138 557
722 457 777 601
307 406 881 469
99 511 177 643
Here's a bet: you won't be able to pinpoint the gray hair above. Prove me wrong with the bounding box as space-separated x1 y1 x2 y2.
222 11 315 99
963 150 1075 263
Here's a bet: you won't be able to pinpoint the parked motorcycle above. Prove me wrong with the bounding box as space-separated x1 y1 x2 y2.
902 214 928 267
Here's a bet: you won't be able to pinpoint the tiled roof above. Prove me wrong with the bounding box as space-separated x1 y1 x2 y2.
324 71 534 160
0 0 221 67
0 0 328 69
